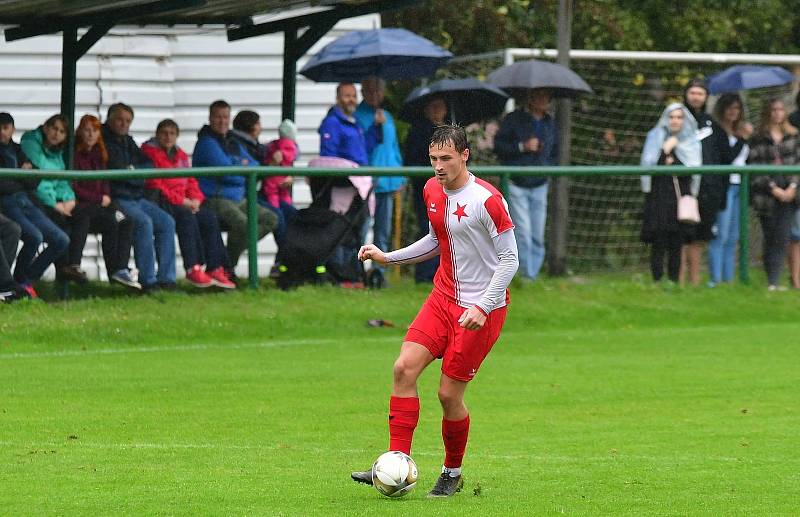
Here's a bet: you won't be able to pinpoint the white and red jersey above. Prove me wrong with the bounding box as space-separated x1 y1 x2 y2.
424 173 515 309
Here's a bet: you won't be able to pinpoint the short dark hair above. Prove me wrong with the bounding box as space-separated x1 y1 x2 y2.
430 124 468 153
0 112 14 126
107 102 134 120
336 82 356 97
156 118 179 135
209 100 231 114
233 110 260 133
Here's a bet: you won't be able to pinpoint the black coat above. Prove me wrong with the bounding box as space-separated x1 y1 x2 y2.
687 106 728 241
103 124 153 200
0 141 37 196
641 152 693 244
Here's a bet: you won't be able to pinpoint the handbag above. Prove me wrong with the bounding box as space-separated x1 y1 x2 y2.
673 176 700 224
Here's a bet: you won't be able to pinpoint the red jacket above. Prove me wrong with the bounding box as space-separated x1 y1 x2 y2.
261 138 297 207
141 141 204 206
72 146 111 205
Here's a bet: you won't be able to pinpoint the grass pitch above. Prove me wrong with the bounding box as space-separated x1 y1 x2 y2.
1 277 798 515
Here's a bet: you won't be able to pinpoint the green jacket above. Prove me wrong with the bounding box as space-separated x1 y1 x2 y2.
21 127 74 207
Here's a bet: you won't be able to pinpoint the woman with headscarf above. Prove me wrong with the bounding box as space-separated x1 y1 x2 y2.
707 93 753 286
748 98 799 290
640 102 701 283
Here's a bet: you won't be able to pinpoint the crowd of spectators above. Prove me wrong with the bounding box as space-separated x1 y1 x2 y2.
1 76 800 302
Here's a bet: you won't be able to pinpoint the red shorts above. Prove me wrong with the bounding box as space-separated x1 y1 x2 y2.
405 290 507 382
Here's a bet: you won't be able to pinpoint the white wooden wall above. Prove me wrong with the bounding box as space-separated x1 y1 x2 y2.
0 15 379 280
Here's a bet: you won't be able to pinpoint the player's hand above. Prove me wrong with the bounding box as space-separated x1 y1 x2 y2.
358 244 387 265
458 306 486 331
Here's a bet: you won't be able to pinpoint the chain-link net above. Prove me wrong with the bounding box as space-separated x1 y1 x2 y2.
435 52 795 274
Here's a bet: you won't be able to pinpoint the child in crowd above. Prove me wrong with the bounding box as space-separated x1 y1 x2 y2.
0 112 68 297
260 119 299 275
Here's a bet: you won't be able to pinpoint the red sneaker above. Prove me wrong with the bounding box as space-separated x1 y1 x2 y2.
186 265 213 288
208 267 236 289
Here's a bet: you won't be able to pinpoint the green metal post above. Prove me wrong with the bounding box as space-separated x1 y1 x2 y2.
247 172 259 289
282 29 297 122
60 26 78 170
738 173 750 284
500 173 510 196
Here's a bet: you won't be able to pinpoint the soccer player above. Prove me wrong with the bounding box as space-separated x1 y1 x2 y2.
351 125 518 497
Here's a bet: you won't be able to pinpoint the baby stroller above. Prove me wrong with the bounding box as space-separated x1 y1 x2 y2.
274 157 373 290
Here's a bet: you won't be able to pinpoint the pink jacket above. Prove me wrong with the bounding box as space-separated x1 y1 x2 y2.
261 138 297 207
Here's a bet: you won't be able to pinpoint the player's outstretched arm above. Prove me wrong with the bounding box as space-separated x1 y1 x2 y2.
358 244 388 265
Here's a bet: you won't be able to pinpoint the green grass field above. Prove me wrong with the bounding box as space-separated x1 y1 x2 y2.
1 277 798 516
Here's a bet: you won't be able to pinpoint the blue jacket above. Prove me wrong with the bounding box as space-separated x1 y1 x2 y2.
354 101 406 194
192 125 256 202
318 106 369 166
493 109 558 188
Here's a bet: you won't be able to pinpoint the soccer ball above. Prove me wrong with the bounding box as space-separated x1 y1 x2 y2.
371 451 418 498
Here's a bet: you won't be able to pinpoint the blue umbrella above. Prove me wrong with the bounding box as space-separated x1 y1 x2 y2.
707 65 794 95
400 78 509 126
299 28 452 83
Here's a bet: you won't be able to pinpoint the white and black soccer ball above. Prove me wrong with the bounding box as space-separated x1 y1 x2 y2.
371 451 418 498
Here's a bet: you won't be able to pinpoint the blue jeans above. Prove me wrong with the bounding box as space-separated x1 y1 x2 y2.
508 182 548 280
116 198 176 286
163 204 226 271
371 191 394 273
257 196 297 249
1 192 69 283
708 184 740 283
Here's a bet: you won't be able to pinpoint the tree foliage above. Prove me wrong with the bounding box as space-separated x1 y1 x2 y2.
384 0 800 55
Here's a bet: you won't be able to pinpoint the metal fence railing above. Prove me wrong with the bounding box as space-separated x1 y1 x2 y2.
1 164 792 288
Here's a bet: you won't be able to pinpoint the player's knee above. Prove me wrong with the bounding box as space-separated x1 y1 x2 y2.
437 387 461 410
392 358 418 385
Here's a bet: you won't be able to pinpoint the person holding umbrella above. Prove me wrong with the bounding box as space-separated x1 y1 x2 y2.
404 95 447 283
493 88 558 282
354 76 405 288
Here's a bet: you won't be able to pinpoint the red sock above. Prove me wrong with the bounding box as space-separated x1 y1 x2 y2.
388 396 419 455
442 415 470 468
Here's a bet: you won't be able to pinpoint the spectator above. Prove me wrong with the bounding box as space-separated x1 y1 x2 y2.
0 112 68 297
0 214 29 302
494 88 558 282
317 83 374 286
404 96 447 283
315 82 372 203
21 114 87 284
788 90 800 130
682 78 725 286
259 119 299 274
192 100 277 278
748 98 799 291
142 119 235 289
230 110 265 163
104 102 177 292
354 76 406 287
72 114 139 289
708 93 753 286
640 102 701 283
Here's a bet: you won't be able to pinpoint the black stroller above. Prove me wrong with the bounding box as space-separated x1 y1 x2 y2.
274 175 372 290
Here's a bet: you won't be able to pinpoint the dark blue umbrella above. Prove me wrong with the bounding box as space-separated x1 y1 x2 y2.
400 78 509 126
299 28 452 83
707 65 794 95
487 59 593 98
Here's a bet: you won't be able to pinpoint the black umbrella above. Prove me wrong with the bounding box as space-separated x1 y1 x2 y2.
487 59 593 98
400 78 509 126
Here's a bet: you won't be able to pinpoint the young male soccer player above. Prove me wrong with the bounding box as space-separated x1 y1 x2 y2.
352 125 519 497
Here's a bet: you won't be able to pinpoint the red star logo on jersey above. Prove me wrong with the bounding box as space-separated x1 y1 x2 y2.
453 203 468 222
